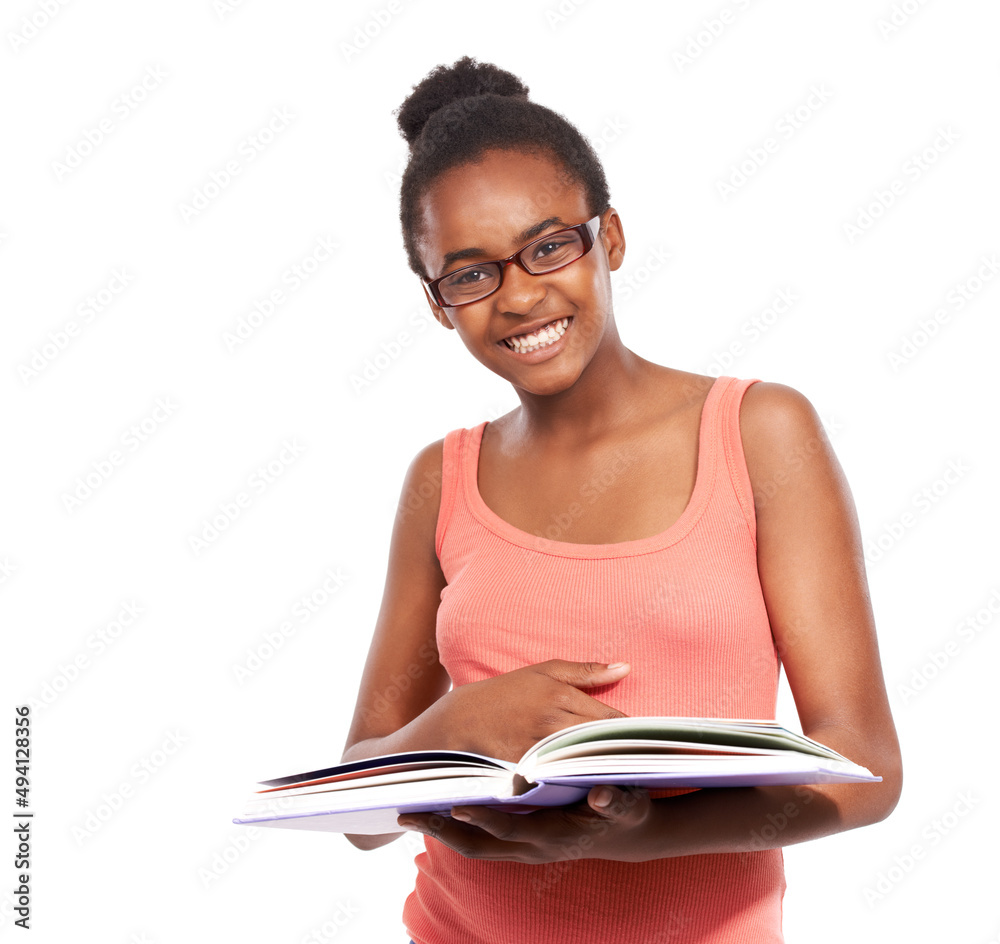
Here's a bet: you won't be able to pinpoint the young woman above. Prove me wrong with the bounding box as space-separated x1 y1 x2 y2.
340 55 902 943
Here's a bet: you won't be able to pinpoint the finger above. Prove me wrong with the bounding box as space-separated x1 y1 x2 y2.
554 686 630 722
448 805 524 842
397 811 534 861
586 785 651 823
450 804 608 860
580 695 630 720
396 811 449 835
538 659 631 690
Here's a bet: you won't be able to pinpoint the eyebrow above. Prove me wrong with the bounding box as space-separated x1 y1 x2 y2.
439 217 567 273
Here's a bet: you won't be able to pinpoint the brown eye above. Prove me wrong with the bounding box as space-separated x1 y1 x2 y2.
528 235 582 269
449 268 490 285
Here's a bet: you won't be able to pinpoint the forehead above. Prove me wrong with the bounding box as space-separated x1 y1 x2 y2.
417 150 589 275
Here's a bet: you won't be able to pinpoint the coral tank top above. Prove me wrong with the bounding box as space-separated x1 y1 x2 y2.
402 375 785 943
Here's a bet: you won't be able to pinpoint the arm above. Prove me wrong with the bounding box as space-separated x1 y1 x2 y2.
341 440 632 851
339 439 452 851
398 383 903 861
730 381 903 839
622 382 902 857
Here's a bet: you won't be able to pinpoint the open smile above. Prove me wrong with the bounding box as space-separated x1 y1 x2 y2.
498 317 573 358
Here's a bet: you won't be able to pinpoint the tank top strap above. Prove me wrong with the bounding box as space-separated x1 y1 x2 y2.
435 426 466 560
434 374 761 560
712 375 761 548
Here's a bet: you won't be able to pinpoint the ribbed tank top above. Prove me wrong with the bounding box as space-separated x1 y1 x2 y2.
403 375 785 944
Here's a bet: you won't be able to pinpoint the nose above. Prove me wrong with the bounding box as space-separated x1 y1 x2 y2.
494 257 545 314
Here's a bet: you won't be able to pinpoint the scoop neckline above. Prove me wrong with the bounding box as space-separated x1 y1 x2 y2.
463 376 725 559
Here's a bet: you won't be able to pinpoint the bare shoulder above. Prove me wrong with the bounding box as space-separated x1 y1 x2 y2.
737 381 848 513
402 437 446 490
394 437 447 548
739 381 829 458
410 436 445 467
740 381 822 437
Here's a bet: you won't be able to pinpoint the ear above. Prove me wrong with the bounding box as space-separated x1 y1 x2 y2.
601 208 626 273
423 285 456 330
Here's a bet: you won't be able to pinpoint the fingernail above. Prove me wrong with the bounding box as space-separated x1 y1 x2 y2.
593 787 614 808
607 662 628 670
451 810 471 822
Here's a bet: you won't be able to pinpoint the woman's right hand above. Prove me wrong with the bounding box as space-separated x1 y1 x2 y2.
428 659 631 763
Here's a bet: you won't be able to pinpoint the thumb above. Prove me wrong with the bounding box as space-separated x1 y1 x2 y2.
538 659 631 688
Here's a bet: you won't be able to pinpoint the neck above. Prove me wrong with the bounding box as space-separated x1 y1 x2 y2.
507 321 654 444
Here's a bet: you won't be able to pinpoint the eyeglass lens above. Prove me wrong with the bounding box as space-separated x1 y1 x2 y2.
436 229 587 305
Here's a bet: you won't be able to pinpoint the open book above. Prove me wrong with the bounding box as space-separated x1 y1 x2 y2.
232 716 880 835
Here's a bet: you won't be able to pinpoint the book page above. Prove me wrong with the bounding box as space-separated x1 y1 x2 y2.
518 717 850 777
258 749 514 788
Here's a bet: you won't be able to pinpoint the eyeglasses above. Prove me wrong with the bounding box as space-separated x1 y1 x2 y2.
422 214 603 308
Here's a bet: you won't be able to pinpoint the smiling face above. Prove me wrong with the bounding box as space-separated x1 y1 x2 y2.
415 148 626 396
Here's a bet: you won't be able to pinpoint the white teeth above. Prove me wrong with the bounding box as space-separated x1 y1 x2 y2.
504 317 570 353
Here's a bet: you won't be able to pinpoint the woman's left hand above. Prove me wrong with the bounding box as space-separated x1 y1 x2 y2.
397 785 658 864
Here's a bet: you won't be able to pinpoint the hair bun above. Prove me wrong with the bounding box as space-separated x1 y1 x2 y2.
395 56 530 147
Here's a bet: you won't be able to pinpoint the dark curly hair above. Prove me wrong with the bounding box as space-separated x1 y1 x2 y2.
394 56 611 281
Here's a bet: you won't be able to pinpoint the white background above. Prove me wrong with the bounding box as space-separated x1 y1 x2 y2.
2 0 999 941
